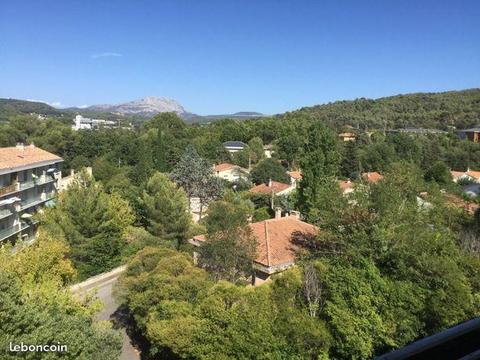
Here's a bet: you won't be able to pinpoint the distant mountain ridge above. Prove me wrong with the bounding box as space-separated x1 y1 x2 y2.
3 88 478 129
84 96 190 117
70 97 265 122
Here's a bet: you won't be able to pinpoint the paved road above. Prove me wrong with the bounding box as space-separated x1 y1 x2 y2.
73 273 141 360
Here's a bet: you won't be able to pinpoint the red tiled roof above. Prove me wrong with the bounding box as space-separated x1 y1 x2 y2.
338 180 353 191
466 171 480 180
214 163 236 172
451 171 466 178
193 216 318 268
287 171 302 180
0 145 62 171
361 172 383 183
249 181 292 195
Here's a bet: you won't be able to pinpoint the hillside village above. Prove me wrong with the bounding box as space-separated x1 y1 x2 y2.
1 94 480 360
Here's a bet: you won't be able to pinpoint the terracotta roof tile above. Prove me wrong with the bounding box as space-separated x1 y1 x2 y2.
0 145 62 171
214 163 236 172
338 180 354 191
193 216 318 268
251 217 317 267
451 171 466 178
249 181 292 195
466 171 480 180
361 172 383 183
287 171 302 180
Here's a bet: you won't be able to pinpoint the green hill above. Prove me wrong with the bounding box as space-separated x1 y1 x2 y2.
0 98 63 123
279 88 480 130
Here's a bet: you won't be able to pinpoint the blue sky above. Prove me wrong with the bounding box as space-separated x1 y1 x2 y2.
1 0 479 115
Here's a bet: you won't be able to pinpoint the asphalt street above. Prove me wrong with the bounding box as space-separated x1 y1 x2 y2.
74 275 141 360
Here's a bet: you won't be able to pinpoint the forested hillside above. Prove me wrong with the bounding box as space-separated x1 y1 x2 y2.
2 88 480 129
0 98 63 122
279 88 480 130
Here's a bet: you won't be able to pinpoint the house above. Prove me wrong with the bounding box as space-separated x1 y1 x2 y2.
214 163 248 182
451 170 468 183
0 144 63 244
263 144 274 158
249 179 295 196
450 170 480 183
338 132 356 142
287 171 302 186
466 170 480 183
223 141 247 153
338 180 355 194
361 171 383 183
458 127 480 143
190 210 318 285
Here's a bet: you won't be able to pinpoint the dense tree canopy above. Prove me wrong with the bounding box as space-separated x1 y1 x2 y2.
40 171 135 279
0 232 122 359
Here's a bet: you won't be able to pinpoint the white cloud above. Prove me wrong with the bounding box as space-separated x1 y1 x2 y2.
91 52 123 59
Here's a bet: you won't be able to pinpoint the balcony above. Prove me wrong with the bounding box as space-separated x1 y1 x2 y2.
20 192 55 211
0 223 30 242
0 175 56 197
0 182 18 196
18 175 55 191
0 208 13 220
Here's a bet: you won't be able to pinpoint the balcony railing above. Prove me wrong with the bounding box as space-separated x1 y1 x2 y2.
0 183 18 196
0 223 29 242
0 175 56 196
20 192 56 211
0 208 13 219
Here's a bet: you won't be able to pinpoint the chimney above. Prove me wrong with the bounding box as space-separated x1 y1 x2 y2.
275 207 282 219
290 210 301 220
268 178 272 187
16 143 25 151
29 143 35 148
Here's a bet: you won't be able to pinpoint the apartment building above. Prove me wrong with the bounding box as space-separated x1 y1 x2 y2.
0 144 63 244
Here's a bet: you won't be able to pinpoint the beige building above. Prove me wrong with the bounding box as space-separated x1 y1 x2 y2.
0 144 63 244
214 163 248 182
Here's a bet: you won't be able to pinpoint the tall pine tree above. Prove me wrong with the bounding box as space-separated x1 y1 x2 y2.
297 123 344 225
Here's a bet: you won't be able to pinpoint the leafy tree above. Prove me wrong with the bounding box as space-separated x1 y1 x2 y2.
118 247 332 359
198 225 257 283
250 158 289 185
171 145 222 218
424 160 453 185
0 232 122 360
203 191 254 234
248 137 265 164
340 140 360 178
232 148 251 168
297 122 344 224
143 172 191 248
153 128 168 172
40 171 134 279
